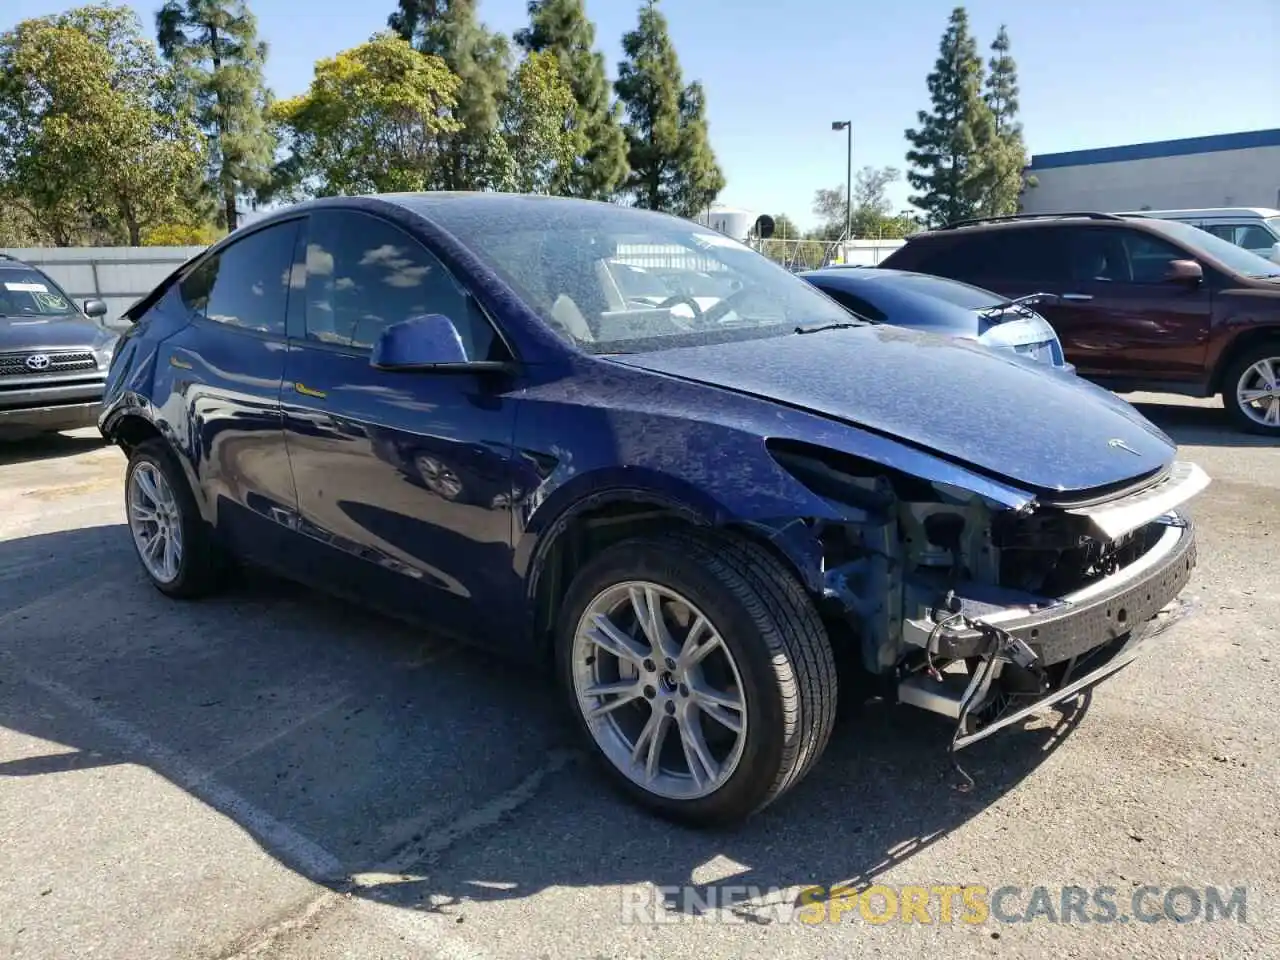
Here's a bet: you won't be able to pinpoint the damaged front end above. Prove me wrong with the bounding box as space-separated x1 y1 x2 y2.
767 440 1208 752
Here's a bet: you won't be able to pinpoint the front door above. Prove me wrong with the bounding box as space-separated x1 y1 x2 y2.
1043 226 1213 383
280 209 524 643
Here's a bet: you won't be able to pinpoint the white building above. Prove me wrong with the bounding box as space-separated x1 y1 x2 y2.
1020 128 1280 214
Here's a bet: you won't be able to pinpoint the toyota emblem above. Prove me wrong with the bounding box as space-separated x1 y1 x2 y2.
25 354 51 371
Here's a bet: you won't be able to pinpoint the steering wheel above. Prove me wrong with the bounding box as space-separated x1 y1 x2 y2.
653 294 705 328
699 285 755 326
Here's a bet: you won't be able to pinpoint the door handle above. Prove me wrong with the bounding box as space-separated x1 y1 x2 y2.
168 356 193 370
1061 293 1094 302
294 382 327 399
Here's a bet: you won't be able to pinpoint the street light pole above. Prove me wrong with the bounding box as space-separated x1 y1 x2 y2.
831 120 852 254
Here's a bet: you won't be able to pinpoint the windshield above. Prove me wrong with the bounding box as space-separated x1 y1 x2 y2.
423 199 859 354
1267 217 1280 240
0 267 78 317
1146 219 1280 278
882 272 1003 310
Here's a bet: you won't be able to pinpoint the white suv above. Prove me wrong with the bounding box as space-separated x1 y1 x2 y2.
1118 208 1280 264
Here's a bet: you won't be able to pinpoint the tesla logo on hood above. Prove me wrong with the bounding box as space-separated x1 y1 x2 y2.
1108 438 1141 455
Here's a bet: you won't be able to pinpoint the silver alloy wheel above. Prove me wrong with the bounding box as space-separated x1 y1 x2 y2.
571 581 748 800
1236 356 1280 427
128 461 183 584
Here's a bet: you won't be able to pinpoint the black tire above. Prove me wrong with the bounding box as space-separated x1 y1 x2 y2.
125 439 227 598
555 529 838 826
1222 341 1280 435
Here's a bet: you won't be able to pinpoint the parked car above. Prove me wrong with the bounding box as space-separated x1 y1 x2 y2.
879 212 1280 434
1117 208 1280 264
101 195 1208 825
800 266 1074 372
0 253 118 440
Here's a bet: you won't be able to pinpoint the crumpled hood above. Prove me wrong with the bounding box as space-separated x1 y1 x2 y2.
0 315 112 352
609 324 1175 496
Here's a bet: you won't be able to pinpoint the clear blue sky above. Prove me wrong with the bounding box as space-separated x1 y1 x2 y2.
9 0 1280 227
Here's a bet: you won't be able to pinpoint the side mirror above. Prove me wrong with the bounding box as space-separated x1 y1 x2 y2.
1269 241 1280 266
371 313 512 374
1163 259 1203 284
83 298 108 318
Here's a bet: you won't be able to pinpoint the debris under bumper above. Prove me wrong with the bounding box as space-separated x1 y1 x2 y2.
897 511 1198 752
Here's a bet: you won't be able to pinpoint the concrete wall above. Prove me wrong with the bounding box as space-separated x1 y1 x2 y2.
1022 144 1280 215
1 246 206 330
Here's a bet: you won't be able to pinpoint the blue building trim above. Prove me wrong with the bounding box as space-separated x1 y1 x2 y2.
1030 128 1280 170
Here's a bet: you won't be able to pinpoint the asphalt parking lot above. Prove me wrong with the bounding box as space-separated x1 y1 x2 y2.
1 393 1276 960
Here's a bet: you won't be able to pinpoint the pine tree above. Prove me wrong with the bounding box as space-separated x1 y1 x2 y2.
615 0 723 216
515 0 628 198
156 0 276 230
389 0 510 190
980 24 1032 216
904 6 996 227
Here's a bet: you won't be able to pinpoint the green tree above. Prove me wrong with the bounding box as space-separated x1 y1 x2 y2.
615 0 724 217
904 6 996 227
389 0 510 190
979 24 1032 216
269 33 461 197
489 51 583 193
515 0 628 198
156 0 277 230
0 5 207 246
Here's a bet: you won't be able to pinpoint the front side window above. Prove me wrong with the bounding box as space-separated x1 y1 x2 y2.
1119 231 1189 283
303 211 500 360
179 221 298 335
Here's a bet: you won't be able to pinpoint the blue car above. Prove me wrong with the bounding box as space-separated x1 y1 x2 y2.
802 266 1075 372
101 194 1208 825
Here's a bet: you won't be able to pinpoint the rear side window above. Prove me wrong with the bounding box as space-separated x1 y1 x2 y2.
179 221 299 336
913 230 1069 284
303 210 502 360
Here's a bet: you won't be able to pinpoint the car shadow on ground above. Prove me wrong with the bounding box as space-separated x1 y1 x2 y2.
0 430 109 466
0 524 1087 921
1126 399 1275 448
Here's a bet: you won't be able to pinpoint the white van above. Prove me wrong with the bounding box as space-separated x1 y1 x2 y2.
1118 208 1280 264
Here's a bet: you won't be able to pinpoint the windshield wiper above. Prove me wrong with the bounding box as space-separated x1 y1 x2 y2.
794 320 863 335
979 292 1058 317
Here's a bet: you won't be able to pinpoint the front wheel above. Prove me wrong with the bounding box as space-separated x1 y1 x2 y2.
556 531 838 825
1223 343 1280 434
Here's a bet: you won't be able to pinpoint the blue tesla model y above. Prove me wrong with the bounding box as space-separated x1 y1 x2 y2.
101 194 1208 824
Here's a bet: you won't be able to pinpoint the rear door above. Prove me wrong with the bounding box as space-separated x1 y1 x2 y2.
280 209 524 641
152 219 302 563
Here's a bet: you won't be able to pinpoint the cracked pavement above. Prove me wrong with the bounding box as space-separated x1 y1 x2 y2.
0 393 1276 959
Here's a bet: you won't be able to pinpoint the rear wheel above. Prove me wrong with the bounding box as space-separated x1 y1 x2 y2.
125 440 226 598
1223 342 1280 434
556 530 837 825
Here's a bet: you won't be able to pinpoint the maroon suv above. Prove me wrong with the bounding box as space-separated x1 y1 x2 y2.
879 213 1280 435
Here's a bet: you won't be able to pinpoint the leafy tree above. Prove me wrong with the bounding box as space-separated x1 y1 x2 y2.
904 6 996 227
811 185 846 240
515 0 628 198
142 222 222 246
269 32 461 196
980 24 1032 216
812 167 906 238
156 0 277 230
770 212 800 240
0 5 207 246
389 0 510 190
615 0 723 217
489 51 582 193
